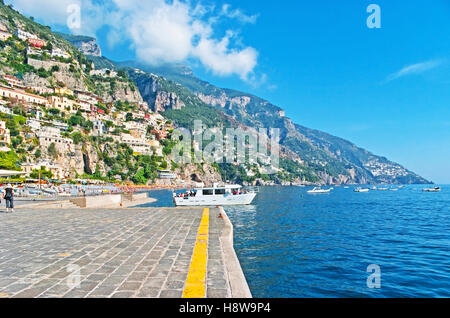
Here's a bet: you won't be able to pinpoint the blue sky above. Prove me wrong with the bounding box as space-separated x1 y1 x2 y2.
8 0 450 183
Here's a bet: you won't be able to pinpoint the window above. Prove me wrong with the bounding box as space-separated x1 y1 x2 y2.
203 189 214 196
215 189 225 195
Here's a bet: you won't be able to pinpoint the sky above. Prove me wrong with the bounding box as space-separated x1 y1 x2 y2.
6 0 450 183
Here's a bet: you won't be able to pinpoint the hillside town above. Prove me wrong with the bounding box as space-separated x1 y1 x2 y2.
0 26 175 184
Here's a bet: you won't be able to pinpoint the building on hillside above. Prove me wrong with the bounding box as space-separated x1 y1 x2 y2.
140 102 149 111
29 86 54 95
75 91 99 105
124 121 147 134
47 96 78 114
2 75 25 88
26 46 43 56
0 104 12 115
158 170 177 179
27 38 47 48
51 48 70 59
78 100 92 112
92 120 107 136
52 120 69 131
0 30 12 41
21 159 64 180
0 120 11 152
90 68 117 77
0 86 48 106
120 133 152 155
54 87 74 96
26 118 41 131
36 126 73 153
16 28 37 41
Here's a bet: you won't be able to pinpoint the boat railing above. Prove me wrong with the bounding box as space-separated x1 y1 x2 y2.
245 186 260 193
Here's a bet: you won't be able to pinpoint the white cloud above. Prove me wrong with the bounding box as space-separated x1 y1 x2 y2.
386 59 444 82
7 0 260 81
220 4 259 24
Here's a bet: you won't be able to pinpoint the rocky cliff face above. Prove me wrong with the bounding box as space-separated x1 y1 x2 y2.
196 92 251 110
25 58 89 91
176 164 222 187
77 39 102 57
154 91 185 112
129 71 185 112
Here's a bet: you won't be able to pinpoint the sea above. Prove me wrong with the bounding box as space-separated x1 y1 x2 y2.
140 185 450 298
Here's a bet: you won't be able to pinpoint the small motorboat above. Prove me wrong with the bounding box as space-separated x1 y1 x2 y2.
307 187 332 194
422 187 441 192
354 187 369 193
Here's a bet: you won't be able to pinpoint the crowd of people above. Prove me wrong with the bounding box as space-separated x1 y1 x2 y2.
175 190 197 198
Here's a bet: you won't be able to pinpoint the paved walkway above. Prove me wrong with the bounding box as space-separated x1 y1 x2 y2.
0 206 232 298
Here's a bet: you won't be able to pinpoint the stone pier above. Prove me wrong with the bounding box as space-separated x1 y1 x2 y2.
0 206 251 298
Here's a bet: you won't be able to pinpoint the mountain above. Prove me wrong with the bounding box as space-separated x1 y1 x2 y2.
58 32 430 185
55 32 102 57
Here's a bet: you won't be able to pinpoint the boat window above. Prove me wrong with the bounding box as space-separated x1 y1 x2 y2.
215 189 225 195
203 189 214 195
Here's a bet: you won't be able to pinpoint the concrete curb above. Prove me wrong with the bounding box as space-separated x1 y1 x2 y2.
219 206 252 298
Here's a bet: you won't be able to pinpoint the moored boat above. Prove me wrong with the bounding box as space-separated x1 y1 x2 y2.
173 184 257 206
354 187 369 192
422 187 441 192
307 187 332 194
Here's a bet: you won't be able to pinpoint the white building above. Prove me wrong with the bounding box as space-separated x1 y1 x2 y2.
37 126 74 153
89 69 117 77
16 28 37 41
29 86 54 95
21 159 64 180
92 120 107 136
26 118 41 131
0 30 12 41
120 133 152 155
0 120 11 152
47 96 79 114
0 86 48 106
0 104 12 115
51 48 70 59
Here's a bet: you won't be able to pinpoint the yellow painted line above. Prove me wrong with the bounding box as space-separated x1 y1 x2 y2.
182 208 209 298
0 293 8 298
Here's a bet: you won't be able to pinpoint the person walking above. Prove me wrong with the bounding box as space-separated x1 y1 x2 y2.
4 184 14 213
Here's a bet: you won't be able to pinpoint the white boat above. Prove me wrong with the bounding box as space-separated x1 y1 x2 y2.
173 184 257 206
423 187 441 192
354 187 369 192
307 187 332 194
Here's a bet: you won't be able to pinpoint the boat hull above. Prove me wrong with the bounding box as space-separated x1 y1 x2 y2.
174 192 257 206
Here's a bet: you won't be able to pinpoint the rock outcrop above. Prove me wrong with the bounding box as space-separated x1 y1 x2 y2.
71 38 102 57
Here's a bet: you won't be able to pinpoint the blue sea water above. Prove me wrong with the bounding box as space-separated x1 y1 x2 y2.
141 185 450 298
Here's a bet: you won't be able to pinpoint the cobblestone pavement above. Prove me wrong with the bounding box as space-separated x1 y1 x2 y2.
0 207 230 298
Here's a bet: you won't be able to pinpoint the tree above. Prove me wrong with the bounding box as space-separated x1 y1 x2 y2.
132 169 147 185
30 167 53 180
49 108 60 116
50 65 59 73
118 70 126 78
48 143 58 158
0 151 19 171
126 112 133 122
